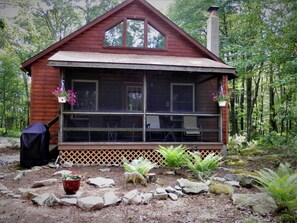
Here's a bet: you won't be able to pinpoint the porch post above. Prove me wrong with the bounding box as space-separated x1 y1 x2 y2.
58 68 65 143
143 72 147 142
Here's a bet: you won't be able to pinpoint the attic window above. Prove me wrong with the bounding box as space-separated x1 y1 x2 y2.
105 22 124 47
104 19 165 49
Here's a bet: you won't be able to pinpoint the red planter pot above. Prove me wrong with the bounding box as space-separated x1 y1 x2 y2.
62 179 80 194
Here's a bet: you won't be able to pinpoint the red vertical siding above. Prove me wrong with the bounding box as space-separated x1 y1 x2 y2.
30 55 60 143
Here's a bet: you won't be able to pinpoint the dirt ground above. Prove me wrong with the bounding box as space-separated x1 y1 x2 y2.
0 143 295 223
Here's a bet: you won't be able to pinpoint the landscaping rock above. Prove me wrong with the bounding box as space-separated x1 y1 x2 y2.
168 193 178 201
13 171 26 181
153 192 168 200
225 181 240 187
212 177 226 183
32 193 60 206
18 188 38 200
62 162 73 168
87 177 115 188
61 191 83 199
209 182 233 197
177 178 208 194
60 198 77 206
0 183 8 191
140 192 153 204
224 173 256 188
103 192 121 207
77 196 104 211
123 189 138 204
232 193 277 216
156 187 167 194
52 170 71 176
99 168 110 172
32 179 58 188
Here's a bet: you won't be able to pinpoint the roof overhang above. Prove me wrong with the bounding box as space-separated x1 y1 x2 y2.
48 51 236 77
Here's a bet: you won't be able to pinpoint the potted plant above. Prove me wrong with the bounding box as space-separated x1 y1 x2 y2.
62 171 81 194
212 87 230 107
52 87 77 105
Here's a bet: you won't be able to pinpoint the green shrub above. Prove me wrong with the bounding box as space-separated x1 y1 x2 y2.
156 145 189 170
187 153 222 181
123 157 157 176
255 163 297 212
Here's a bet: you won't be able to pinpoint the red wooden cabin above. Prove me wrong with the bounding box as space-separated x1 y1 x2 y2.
21 0 236 165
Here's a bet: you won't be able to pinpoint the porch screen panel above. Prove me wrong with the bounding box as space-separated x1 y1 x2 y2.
171 84 194 112
73 81 97 111
127 86 142 111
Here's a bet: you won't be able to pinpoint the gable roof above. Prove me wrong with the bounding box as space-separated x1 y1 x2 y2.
21 0 231 74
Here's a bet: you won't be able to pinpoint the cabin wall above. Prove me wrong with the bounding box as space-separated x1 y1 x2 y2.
30 54 60 143
59 1 204 58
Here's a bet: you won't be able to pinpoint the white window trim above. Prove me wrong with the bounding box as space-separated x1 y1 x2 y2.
170 83 195 113
72 79 99 111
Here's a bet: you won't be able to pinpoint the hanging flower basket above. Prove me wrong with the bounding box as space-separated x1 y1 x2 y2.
218 101 227 107
52 83 77 105
58 96 67 103
212 85 230 107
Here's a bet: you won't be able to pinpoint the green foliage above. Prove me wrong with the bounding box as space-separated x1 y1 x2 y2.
123 157 157 176
255 163 297 212
156 145 189 169
187 153 222 181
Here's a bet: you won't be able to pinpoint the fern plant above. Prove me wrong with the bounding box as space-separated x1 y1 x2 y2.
156 145 189 170
187 153 222 181
123 157 157 176
255 163 297 212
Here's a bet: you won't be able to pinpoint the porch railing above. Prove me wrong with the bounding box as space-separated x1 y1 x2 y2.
60 111 221 143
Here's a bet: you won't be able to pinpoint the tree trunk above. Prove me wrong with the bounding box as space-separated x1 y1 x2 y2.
269 70 277 132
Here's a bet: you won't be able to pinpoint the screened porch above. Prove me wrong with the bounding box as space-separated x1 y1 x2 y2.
60 68 223 143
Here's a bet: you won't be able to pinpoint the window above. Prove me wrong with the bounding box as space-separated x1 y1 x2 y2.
104 22 124 47
126 19 144 48
104 19 165 49
126 86 143 111
148 24 165 49
171 84 195 112
72 80 98 111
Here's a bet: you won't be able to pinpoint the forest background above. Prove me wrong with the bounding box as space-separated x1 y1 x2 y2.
0 0 296 150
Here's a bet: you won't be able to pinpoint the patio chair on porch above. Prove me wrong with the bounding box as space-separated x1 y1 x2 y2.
146 115 160 141
182 116 203 141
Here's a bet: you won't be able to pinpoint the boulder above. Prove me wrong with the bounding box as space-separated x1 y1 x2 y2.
77 196 104 211
87 177 115 188
232 193 277 216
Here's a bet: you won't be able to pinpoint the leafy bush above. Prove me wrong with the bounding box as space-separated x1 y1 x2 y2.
255 163 297 212
123 157 157 176
187 153 222 181
156 145 189 170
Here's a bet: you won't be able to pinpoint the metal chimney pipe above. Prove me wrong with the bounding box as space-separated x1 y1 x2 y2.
207 6 220 57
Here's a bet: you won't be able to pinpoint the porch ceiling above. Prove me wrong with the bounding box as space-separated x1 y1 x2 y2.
48 51 236 76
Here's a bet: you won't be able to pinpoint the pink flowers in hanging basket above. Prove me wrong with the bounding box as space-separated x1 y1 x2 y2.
52 87 77 105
